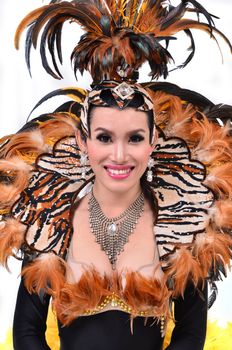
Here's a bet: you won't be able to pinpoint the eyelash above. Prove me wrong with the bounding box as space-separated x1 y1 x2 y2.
96 134 145 143
129 135 144 143
96 134 111 143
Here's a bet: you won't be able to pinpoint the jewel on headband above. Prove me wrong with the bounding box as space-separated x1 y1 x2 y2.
113 82 135 100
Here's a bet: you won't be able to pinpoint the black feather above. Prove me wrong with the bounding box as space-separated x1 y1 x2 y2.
100 15 111 36
170 29 195 71
161 0 215 32
203 104 232 132
27 88 86 121
25 24 35 76
143 81 214 110
208 281 218 309
40 19 63 79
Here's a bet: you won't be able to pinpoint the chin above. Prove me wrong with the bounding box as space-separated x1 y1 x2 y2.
101 178 141 194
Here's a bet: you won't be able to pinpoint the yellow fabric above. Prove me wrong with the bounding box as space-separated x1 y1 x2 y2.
1 309 232 349
163 320 232 349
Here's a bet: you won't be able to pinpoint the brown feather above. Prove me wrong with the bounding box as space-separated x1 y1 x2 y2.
190 117 232 163
15 5 50 49
2 130 47 159
160 19 232 52
54 269 110 325
211 200 232 229
160 98 195 138
121 271 171 317
0 218 26 269
39 113 78 142
193 229 232 277
22 253 67 295
136 0 166 32
166 247 203 297
0 157 31 207
52 267 172 326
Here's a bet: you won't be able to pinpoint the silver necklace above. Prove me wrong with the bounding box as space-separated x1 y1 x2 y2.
88 190 145 270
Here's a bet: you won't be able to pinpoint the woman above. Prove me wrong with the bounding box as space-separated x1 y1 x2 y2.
0 1 232 349
12 96 209 350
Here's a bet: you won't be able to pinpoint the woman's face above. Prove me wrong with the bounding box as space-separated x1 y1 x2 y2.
78 107 155 194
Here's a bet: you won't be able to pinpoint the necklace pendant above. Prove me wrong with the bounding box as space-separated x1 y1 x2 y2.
89 190 145 274
107 222 118 235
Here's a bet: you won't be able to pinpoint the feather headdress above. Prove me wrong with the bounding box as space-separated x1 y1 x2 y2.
15 0 232 82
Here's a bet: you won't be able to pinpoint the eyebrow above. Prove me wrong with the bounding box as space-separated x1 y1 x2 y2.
93 127 146 134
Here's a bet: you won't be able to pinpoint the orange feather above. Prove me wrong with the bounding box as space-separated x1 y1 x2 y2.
121 271 171 317
165 247 203 297
205 163 232 199
54 269 110 325
193 229 232 277
190 117 232 163
0 157 31 207
15 5 50 49
22 253 67 295
0 218 26 269
38 113 78 142
2 130 47 159
211 200 232 228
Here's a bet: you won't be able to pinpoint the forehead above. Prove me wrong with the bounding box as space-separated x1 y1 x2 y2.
90 107 149 130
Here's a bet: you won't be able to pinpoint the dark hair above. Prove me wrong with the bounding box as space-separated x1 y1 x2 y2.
86 96 154 144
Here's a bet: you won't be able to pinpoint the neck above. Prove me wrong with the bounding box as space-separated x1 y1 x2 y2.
92 181 142 217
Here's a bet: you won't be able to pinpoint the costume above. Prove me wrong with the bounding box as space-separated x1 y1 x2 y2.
0 1 232 349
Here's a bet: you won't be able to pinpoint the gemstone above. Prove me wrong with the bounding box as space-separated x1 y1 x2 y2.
111 301 118 307
147 171 153 182
107 223 118 235
113 82 134 100
148 157 155 168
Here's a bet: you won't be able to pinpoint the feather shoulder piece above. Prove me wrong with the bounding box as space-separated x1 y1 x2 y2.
0 88 87 266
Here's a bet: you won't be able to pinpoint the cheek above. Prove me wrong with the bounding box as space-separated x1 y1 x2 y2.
86 144 98 166
134 146 152 167
86 142 107 168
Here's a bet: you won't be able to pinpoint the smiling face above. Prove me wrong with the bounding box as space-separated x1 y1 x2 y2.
77 106 156 195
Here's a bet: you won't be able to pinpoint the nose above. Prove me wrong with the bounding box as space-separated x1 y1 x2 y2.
113 141 127 163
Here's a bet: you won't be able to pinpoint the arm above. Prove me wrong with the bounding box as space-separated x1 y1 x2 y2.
165 282 208 350
13 278 51 350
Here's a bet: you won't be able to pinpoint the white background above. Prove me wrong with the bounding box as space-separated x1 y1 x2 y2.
0 0 232 344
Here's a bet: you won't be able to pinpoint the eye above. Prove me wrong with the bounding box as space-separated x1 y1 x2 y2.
129 134 145 143
96 134 112 143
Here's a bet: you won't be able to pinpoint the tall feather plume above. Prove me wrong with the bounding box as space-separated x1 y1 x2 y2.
15 0 232 82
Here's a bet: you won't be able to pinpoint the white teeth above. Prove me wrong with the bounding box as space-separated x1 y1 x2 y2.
107 168 131 175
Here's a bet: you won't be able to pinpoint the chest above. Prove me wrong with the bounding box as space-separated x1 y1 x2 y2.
67 205 159 279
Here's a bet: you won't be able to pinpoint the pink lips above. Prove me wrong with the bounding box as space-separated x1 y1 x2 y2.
104 165 134 179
